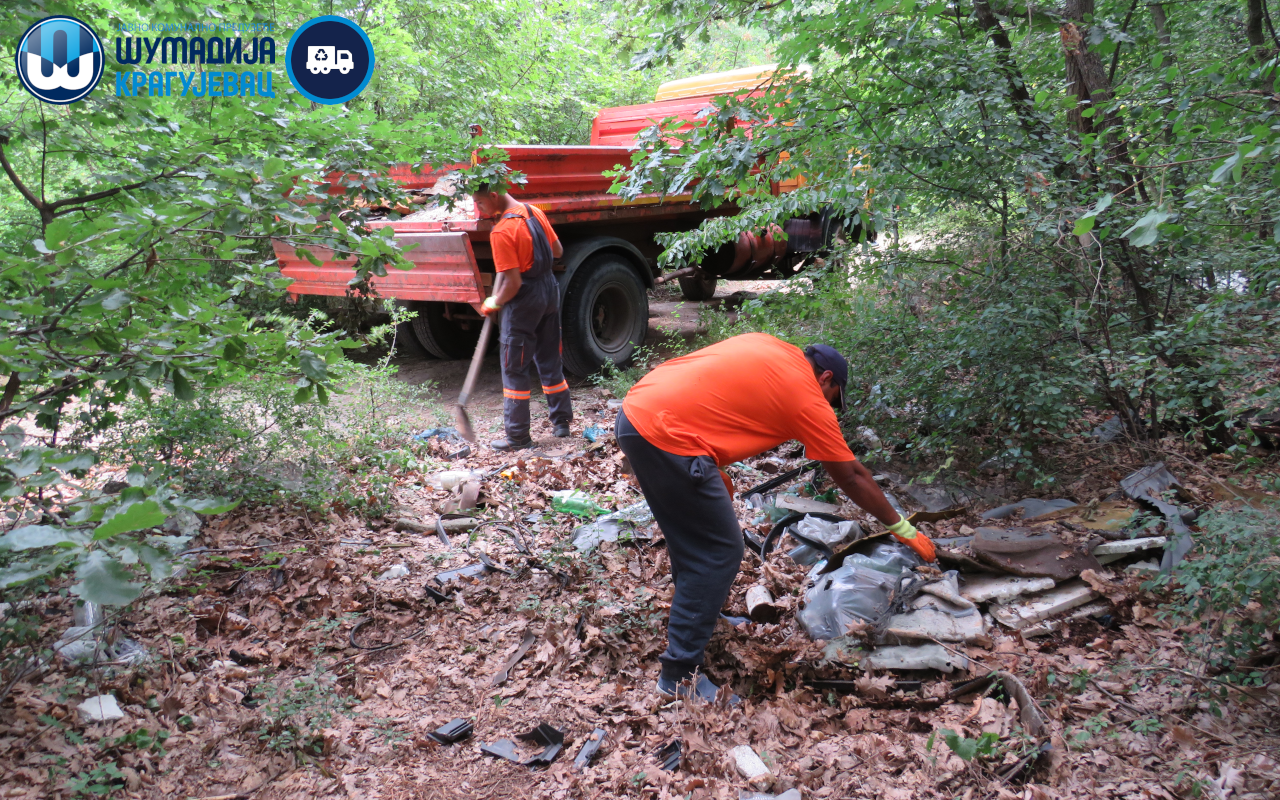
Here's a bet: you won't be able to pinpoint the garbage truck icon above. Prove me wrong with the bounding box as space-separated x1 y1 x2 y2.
306 46 354 75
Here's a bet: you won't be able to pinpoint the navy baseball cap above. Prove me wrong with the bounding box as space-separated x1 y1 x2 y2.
804 344 849 410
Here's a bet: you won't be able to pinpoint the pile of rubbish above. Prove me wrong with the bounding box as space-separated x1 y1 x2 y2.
738 462 1195 672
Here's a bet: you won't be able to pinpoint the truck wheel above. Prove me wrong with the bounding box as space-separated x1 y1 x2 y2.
409 301 481 360
677 274 718 302
561 256 648 376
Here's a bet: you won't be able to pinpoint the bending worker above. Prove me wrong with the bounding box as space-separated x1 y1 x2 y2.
616 332 936 701
473 183 573 451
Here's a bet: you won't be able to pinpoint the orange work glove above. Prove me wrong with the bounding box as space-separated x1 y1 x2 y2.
888 517 936 562
480 296 502 317
718 468 734 497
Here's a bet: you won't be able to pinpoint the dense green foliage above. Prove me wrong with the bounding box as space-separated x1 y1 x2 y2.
621 0 1280 465
0 0 763 605
1159 503 1280 676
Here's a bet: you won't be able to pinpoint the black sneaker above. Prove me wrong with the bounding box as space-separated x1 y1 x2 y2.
552 422 572 438
490 437 534 452
655 673 740 706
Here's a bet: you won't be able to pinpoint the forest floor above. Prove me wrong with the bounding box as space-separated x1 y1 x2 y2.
2 285 1279 800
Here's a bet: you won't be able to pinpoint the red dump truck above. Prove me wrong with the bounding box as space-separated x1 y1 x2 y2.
275 65 845 376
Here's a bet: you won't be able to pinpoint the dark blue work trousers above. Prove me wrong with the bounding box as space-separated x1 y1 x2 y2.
500 272 572 442
615 408 744 682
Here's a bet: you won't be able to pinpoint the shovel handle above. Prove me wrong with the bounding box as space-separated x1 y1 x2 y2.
457 314 494 407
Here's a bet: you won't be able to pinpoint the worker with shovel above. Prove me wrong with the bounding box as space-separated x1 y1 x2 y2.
617 333 936 702
473 183 573 451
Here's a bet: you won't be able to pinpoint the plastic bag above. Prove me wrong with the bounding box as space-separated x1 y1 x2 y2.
798 563 899 640
786 516 862 565
571 500 654 552
842 539 924 575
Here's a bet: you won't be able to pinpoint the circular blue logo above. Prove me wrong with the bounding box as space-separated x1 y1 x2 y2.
15 16 104 105
285 16 375 105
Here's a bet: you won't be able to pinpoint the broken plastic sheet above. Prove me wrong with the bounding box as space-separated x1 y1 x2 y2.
1120 462 1195 572
981 498 1078 521
570 500 654 552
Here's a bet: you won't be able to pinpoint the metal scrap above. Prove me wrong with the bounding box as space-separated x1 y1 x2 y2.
1120 462 1196 571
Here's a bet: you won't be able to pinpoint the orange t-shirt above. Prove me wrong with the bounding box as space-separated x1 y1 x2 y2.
489 203 560 273
622 333 856 467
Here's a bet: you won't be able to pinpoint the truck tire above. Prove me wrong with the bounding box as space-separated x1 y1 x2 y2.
409 301 481 360
677 274 718 301
561 255 648 376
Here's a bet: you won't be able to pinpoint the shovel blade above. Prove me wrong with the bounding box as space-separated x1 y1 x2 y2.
452 404 476 443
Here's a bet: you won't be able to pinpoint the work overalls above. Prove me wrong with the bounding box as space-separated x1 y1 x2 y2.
499 205 572 443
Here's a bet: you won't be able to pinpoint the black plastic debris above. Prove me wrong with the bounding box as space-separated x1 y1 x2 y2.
480 739 521 762
491 630 537 686
573 728 607 771
424 585 451 604
1120 462 1196 572
655 739 682 772
433 562 494 585
427 718 473 744
481 723 565 768
517 723 565 766
981 498 1078 521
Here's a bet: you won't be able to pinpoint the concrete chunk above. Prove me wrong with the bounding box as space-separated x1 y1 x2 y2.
990 580 1099 630
960 573 1056 604
78 694 125 723
730 745 774 790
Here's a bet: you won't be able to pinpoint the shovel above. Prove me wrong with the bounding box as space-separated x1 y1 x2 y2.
452 313 495 443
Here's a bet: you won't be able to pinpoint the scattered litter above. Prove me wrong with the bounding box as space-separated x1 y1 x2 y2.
427 718 474 744
981 497 1078 521
426 469 483 491
491 630 537 686
780 514 863 565
582 425 608 443
606 398 624 410
989 579 1100 630
414 426 463 443
570 500 654 552
960 573 1057 604
1090 414 1126 443
971 527 1102 580
655 739 682 772
573 728 607 771
55 603 147 666
376 564 409 581
897 481 977 515
1093 536 1167 564
864 643 968 673
1120 462 1195 571
424 585 451 604
729 745 774 790
745 585 779 623
1021 600 1114 637
551 489 608 518
1069 500 1138 531
721 613 751 627
78 694 125 722
480 739 521 762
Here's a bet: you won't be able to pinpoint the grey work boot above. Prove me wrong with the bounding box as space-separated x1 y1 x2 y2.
552 422 572 438
655 673 740 706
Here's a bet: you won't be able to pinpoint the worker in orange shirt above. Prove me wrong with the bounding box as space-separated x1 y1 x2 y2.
617 333 936 702
473 183 573 450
